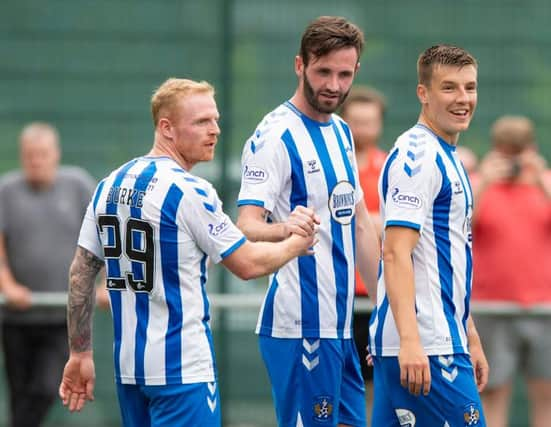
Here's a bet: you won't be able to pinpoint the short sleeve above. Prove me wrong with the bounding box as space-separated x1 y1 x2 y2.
237 128 289 213
77 201 103 259
183 182 246 264
383 147 441 232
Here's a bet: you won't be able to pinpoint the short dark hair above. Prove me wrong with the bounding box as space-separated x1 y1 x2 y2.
417 44 477 86
340 85 387 119
299 16 364 66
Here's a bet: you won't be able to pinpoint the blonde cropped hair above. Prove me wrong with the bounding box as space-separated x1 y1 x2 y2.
151 78 214 126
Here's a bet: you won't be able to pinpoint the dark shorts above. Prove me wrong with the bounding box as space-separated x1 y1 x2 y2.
474 314 551 387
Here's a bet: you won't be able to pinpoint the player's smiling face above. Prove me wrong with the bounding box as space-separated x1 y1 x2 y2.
170 93 220 169
418 64 477 144
297 47 359 121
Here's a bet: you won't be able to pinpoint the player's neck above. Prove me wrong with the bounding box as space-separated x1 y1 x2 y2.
289 93 332 123
149 138 193 171
418 115 459 146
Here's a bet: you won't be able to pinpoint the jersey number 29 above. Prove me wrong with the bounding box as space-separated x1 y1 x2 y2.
98 214 154 293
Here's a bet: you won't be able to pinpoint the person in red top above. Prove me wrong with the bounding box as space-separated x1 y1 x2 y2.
339 86 386 424
472 115 551 427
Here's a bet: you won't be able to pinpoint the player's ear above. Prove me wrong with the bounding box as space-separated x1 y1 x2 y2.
417 83 428 105
294 55 304 77
158 118 173 140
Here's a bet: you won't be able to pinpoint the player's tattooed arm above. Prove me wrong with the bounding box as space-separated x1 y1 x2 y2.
67 246 103 353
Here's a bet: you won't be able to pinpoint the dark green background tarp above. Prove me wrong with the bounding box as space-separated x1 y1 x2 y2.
1 1 546 425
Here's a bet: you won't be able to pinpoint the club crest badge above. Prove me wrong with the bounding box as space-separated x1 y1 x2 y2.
313 396 334 423
463 403 481 425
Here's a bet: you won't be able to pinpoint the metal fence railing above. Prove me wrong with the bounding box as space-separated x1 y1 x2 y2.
0 292 545 427
2 292 551 316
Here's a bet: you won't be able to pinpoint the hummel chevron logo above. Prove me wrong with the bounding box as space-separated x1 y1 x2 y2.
199 188 218 213
207 382 216 395
438 355 454 368
408 134 427 147
407 150 425 161
250 139 266 154
404 163 422 177
409 133 426 140
403 144 425 177
302 339 320 354
441 367 458 382
302 354 319 371
206 381 217 412
207 396 217 412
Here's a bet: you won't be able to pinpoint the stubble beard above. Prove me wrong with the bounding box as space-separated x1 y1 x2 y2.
303 74 349 115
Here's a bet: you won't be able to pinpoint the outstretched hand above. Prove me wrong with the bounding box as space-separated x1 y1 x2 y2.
59 352 96 412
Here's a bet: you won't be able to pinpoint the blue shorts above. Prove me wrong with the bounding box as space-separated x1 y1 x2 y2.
372 354 486 427
259 336 366 427
116 381 221 427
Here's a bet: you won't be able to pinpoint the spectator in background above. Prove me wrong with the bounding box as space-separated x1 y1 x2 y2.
0 122 96 427
339 85 387 424
472 115 551 427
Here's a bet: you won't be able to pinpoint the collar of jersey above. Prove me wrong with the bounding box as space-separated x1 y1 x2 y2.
139 155 186 172
284 101 334 127
140 155 175 161
414 123 456 153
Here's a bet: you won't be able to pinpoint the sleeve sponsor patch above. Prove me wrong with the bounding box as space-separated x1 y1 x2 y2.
391 187 422 209
243 165 269 184
208 218 230 237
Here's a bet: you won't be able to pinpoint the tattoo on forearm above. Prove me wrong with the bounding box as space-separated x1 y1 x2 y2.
67 246 103 352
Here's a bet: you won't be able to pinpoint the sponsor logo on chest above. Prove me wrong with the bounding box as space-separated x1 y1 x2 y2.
328 181 355 225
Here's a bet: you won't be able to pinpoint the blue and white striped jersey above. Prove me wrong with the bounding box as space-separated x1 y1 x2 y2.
238 102 363 339
78 156 246 385
369 124 474 356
